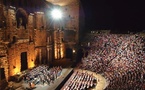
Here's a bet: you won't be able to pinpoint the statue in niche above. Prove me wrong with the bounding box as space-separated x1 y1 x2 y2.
16 8 28 29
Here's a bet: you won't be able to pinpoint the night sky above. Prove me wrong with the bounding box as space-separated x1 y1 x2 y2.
81 0 145 33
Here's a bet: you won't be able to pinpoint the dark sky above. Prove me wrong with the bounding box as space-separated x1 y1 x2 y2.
81 0 145 33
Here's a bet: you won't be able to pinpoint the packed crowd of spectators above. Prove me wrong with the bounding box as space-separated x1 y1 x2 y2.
61 70 97 90
77 34 145 89
23 65 62 86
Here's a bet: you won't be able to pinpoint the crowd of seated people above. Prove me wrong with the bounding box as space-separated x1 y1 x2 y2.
104 70 144 89
23 65 62 86
61 70 97 90
76 34 145 89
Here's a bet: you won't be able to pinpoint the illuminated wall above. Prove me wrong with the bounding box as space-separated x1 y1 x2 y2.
34 12 46 30
54 30 65 59
46 32 53 63
8 43 35 76
28 13 34 29
5 9 49 77
7 7 16 29
0 0 80 80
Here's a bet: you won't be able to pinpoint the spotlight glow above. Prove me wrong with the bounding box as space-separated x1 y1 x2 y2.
73 49 75 53
51 9 62 20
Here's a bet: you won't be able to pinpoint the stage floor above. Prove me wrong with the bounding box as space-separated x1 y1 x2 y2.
10 68 108 90
21 68 73 90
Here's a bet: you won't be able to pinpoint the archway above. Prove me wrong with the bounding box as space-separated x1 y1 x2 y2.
16 8 28 29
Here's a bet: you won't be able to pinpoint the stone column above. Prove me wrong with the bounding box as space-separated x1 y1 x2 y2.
39 49 41 64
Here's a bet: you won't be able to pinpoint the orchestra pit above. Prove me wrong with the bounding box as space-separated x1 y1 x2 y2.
0 0 145 90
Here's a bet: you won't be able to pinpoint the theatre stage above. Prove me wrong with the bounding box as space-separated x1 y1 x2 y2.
13 68 108 90
21 68 72 90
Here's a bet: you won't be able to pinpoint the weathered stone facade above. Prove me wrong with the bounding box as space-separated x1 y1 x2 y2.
0 0 79 81
0 5 52 81
0 42 8 81
8 42 35 76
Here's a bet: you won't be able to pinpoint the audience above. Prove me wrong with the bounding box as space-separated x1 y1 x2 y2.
76 34 145 89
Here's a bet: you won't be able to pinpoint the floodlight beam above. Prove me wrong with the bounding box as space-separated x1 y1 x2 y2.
51 9 62 20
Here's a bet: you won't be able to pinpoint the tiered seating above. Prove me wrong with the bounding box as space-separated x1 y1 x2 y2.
62 70 97 90
104 70 144 89
23 65 62 86
76 34 145 89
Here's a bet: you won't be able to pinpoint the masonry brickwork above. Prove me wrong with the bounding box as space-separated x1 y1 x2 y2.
0 0 79 81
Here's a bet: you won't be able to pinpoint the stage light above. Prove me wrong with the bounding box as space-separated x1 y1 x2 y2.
73 49 75 53
51 9 62 20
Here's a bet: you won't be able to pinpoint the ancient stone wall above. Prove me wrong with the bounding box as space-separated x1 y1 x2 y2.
0 0 80 81
53 30 65 59
0 30 4 41
34 12 46 30
8 43 35 76
3 7 49 78
34 30 47 47
63 3 79 31
0 42 8 81
7 8 17 29
28 13 34 29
